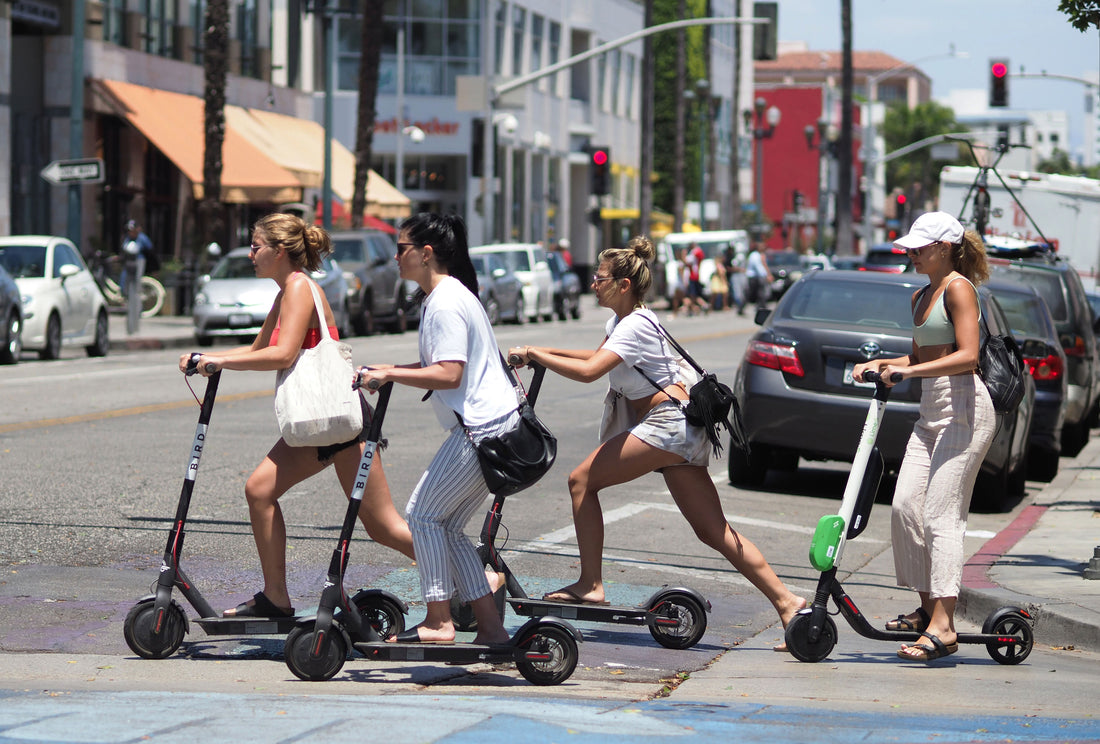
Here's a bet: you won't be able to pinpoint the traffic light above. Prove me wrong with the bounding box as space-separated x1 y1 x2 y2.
989 58 1009 108
588 145 610 196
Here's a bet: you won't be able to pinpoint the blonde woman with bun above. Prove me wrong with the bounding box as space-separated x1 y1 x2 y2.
509 236 804 649
182 212 414 620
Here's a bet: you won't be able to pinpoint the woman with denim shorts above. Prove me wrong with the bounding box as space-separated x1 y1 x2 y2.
509 236 805 650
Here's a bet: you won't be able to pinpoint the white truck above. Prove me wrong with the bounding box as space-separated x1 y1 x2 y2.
938 165 1100 283
652 229 750 303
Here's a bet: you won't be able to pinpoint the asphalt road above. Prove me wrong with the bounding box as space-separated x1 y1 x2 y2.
3 303 1097 739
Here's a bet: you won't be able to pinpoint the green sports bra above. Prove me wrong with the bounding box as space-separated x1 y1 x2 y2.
912 276 979 348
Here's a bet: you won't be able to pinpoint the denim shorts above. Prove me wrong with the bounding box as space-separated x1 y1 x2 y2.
629 400 710 467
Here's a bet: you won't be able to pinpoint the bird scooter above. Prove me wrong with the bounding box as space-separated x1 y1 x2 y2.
783 370 1035 664
283 378 581 686
123 354 407 660
449 357 711 650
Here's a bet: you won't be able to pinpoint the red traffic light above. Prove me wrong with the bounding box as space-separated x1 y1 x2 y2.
592 149 608 166
991 61 1008 78
896 194 907 205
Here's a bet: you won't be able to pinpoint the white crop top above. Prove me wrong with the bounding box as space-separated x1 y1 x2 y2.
602 309 681 399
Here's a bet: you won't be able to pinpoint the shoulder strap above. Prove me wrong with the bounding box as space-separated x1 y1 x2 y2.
635 312 706 376
303 278 332 341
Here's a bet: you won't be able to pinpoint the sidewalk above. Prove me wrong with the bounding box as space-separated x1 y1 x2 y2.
110 310 1100 655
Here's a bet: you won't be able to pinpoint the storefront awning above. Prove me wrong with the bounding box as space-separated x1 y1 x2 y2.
95 79 411 216
229 106 411 218
95 79 302 204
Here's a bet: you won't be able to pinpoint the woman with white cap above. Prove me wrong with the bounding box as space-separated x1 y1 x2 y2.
853 211 995 663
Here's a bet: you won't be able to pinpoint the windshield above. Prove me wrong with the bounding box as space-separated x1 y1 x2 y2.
780 279 916 330
494 251 531 272
471 255 489 275
989 267 1067 322
0 245 47 278
211 256 260 280
992 290 1050 338
330 239 368 265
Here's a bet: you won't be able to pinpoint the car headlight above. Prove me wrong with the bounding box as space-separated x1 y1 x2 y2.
343 272 361 292
193 292 209 306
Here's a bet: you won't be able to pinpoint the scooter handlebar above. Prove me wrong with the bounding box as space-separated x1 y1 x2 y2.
185 353 217 376
862 370 903 384
352 368 382 391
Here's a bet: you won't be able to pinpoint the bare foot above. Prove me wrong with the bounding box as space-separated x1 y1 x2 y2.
773 596 808 652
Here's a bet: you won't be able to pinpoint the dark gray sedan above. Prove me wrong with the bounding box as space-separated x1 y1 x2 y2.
730 270 1035 511
0 263 22 364
471 252 524 325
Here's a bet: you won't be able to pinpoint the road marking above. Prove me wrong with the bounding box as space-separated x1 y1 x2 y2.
0 390 272 434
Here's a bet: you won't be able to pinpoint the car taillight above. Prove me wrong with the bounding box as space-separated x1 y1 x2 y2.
1025 353 1064 381
745 339 805 376
1062 334 1088 357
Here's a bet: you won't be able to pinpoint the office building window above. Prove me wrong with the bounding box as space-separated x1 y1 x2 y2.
622 52 636 119
358 0 481 95
103 0 126 46
144 0 177 57
609 48 621 116
547 21 561 96
511 6 526 77
494 0 506 75
190 0 205 65
530 13 543 83
237 0 259 77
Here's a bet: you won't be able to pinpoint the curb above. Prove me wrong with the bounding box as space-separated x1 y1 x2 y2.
109 336 196 352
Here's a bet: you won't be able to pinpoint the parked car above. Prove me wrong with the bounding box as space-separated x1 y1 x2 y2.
329 230 408 335
0 235 109 360
470 243 554 322
830 255 864 271
471 252 524 325
987 279 1068 481
730 269 1035 511
861 243 910 273
545 250 581 320
766 251 804 299
987 255 1100 456
0 263 23 364
192 247 350 346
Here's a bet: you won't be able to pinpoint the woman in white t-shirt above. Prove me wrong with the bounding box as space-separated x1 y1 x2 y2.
508 236 805 650
357 213 515 646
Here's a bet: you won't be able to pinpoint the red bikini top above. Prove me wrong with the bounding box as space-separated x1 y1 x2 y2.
271 323 339 349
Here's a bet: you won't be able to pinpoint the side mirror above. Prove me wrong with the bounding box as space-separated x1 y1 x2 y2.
59 264 81 281
754 306 771 325
492 267 507 279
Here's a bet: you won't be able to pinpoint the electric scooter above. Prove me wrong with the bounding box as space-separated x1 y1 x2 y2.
283 378 581 685
783 370 1035 664
449 357 711 650
123 354 407 660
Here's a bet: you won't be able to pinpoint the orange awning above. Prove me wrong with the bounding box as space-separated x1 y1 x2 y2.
94 79 302 204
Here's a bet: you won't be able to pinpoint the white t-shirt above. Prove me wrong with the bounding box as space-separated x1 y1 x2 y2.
602 308 681 400
418 276 516 428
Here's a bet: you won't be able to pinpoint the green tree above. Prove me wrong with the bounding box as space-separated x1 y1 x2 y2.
1058 0 1100 31
881 101 965 207
1036 148 1077 175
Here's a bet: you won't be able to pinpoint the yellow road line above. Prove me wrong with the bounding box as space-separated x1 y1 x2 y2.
0 389 273 434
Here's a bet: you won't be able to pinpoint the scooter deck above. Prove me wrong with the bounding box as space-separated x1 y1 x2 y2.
193 615 300 635
507 597 651 625
353 640 537 664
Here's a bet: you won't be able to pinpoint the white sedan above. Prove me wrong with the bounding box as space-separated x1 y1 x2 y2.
0 235 110 359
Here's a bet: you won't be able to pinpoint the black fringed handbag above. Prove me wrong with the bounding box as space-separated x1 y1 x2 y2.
457 354 557 496
636 316 749 458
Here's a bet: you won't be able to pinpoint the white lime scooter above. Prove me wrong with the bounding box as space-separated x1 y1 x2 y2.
783 370 1035 665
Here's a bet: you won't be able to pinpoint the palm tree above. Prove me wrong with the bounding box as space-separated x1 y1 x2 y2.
200 0 228 251
835 0 854 254
350 0 384 229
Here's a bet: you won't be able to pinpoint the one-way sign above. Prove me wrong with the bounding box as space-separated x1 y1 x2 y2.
40 158 105 185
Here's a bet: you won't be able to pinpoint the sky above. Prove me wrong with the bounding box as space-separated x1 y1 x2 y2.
776 0 1100 152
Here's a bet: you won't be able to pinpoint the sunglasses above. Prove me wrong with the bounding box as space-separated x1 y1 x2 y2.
396 242 420 257
905 241 940 258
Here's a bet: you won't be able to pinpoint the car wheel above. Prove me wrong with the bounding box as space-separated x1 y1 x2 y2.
512 296 526 325
354 295 376 336
39 313 62 360
0 310 21 364
1027 447 1059 483
338 299 354 338
485 295 501 325
728 442 769 487
1061 417 1089 457
196 334 214 347
972 462 1013 513
388 306 408 334
85 309 110 357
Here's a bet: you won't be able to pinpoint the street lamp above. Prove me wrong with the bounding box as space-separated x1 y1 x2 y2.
683 78 711 229
743 97 781 237
862 45 968 248
805 119 839 254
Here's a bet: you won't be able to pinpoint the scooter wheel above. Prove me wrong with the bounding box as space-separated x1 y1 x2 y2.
284 621 348 681
351 592 405 638
648 593 708 649
982 607 1033 665
123 598 186 659
784 611 837 663
515 624 578 686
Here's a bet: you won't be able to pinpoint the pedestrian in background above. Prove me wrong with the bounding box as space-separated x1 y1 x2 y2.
853 212 995 663
184 212 415 619
745 242 773 312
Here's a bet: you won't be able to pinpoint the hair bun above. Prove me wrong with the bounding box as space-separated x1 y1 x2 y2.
627 235 655 263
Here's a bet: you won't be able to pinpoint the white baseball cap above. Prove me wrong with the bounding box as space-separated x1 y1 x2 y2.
893 211 965 249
